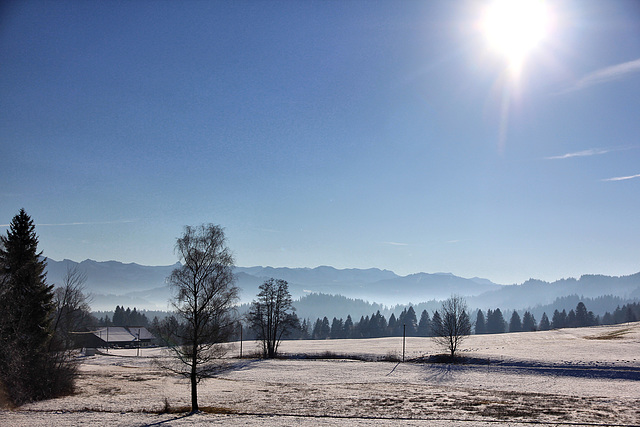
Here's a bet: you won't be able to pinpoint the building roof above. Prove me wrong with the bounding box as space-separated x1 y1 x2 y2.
92 327 154 343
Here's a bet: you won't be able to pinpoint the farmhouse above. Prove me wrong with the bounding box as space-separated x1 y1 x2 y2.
75 326 155 349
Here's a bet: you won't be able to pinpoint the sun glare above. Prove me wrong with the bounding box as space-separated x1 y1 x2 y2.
481 0 551 75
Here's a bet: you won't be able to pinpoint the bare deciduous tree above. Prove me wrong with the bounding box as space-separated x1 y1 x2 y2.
50 265 92 351
165 224 239 413
431 295 472 358
247 278 298 358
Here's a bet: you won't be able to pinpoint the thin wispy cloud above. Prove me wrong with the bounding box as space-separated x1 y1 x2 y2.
38 220 137 226
561 58 640 93
1 219 138 227
602 174 640 182
384 241 409 246
546 148 612 160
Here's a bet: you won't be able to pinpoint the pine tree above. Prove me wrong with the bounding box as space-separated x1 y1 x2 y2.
575 302 589 327
312 318 323 339
567 309 577 328
551 309 566 329
522 311 536 331
0 209 74 404
538 312 551 330
404 306 418 336
417 310 431 337
113 305 125 326
388 313 398 336
343 315 354 339
475 310 486 334
509 311 523 332
431 310 442 336
486 308 506 334
320 316 331 339
330 317 344 339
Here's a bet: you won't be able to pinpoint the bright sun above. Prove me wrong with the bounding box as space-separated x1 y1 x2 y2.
481 0 552 75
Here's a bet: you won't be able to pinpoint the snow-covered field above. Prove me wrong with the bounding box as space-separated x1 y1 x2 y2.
2 322 639 426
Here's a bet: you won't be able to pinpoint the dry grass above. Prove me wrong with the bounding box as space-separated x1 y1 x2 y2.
584 327 632 340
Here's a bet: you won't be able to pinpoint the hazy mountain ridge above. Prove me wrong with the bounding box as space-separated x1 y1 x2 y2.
470 272 640 309
43 258 640 313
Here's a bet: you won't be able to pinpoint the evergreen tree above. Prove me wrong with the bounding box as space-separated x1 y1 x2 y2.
404 306 418 336
343 315 354 339
551 309 567 329
601 311 613 325
0 209 74 404
357 315 367 338
475 310 486 334
311 318 323 339
388 313 398 336
431 310 442 336
567 309 577 328
575 302 589 327
417 310 431 337
538 312 551 330
113 305 125 326
299 318 310 339
320 316 331 339
486 308 506 334
370 311 387 338
509 311 523 332
522 311 536 331
330 317 344 339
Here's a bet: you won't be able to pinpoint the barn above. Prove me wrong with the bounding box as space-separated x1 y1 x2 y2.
75 326 155 349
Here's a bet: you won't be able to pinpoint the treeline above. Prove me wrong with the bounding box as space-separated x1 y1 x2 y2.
276 300 640 341
293 307 433 340
93 300 640 341
94 305 150 327
473 301 639 334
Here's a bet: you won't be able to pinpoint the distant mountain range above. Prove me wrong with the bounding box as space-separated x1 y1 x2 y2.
44 259 640 316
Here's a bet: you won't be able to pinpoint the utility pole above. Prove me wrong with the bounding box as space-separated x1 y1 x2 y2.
403 324 406 362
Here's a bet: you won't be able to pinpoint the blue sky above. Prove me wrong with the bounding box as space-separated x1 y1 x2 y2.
1 0 639 285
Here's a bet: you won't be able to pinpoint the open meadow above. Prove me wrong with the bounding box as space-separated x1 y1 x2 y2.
2 322 639 426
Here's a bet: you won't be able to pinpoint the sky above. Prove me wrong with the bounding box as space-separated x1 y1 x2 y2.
1 0 639 285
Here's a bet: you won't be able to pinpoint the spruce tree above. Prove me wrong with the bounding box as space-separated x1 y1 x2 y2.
522 311 536 331
538 312 551 330
343 315 354 339
404 306 418 336
417 310 431 337
0 209 74 404
0 209 53 348
475 310 486 334
509 311 523 332
431 310 442 337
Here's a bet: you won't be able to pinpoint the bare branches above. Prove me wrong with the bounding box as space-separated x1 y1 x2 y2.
164 224 239 412
247 278 298 358
50 265 92 351
431 295 472 358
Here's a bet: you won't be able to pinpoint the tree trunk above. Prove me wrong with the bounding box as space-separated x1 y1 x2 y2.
190 355 198 412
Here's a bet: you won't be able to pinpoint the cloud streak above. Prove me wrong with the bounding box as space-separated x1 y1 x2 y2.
602 174 640 182
546 148 612 160
562 58 640 93
0 219 139 227
384 241 409 246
